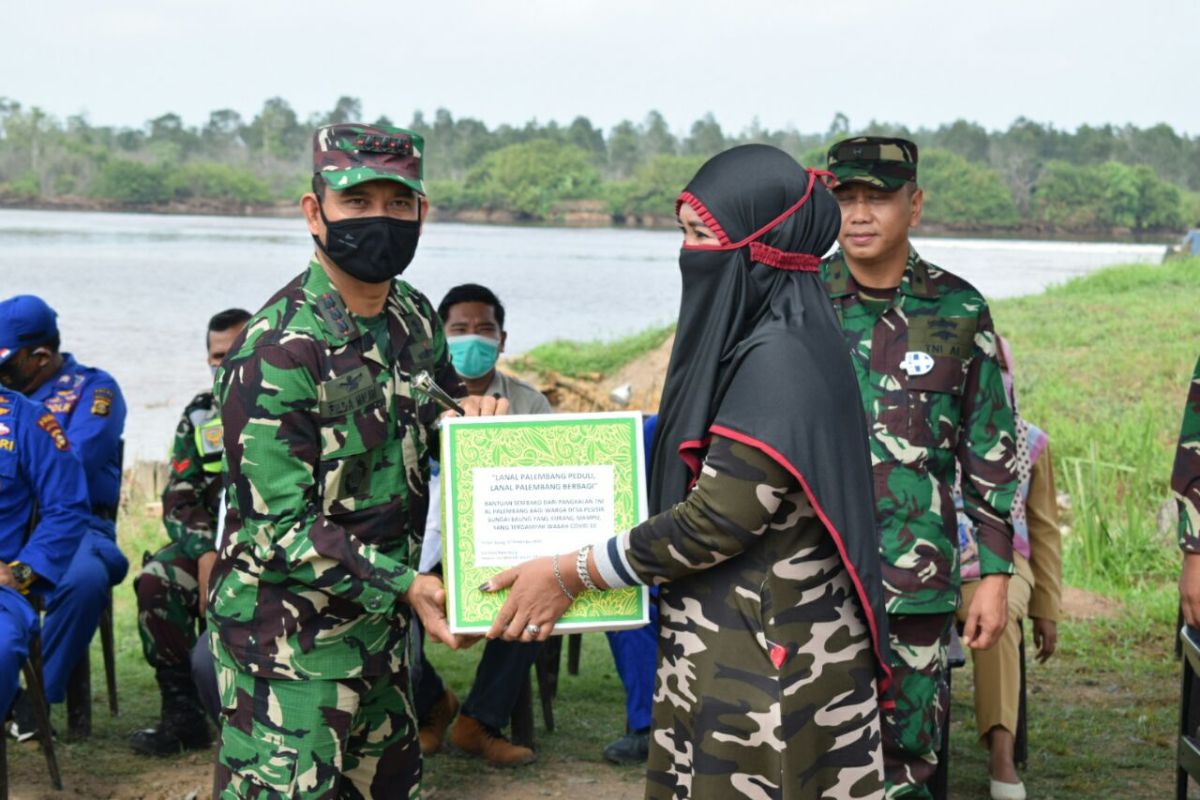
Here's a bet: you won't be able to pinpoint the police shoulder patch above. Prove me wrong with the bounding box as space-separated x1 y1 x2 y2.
36 413 70 451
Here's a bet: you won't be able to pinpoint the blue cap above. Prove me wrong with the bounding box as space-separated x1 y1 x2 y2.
0 295 59 366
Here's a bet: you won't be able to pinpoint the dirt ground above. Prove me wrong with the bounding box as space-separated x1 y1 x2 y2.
6 751 644 800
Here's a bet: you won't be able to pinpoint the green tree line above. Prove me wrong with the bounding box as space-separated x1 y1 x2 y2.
1 96 1196 233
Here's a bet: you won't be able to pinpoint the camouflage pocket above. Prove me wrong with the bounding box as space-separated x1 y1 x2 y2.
904 316 974 449
218 719 300 795
318 409 387 514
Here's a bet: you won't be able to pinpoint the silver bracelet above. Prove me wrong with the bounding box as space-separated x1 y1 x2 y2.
552 554 576 602
576 545 600 592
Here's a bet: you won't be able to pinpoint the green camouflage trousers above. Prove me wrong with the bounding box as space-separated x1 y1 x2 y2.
213 642 421 799
881 613 953 799
135 542 201 669
647 508 884 799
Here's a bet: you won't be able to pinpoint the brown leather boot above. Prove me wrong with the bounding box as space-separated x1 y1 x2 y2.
450 713 536 766
419 689 459 756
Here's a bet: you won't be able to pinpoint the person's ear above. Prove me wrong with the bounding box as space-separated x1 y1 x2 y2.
909 187 924 229
499 331 507 354
301 192 322 238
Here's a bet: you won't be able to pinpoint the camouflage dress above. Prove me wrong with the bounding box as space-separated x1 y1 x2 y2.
1176 355 1200 552
596 435 884 800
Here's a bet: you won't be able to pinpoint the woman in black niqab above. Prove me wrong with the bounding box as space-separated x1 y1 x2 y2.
488 145 889 799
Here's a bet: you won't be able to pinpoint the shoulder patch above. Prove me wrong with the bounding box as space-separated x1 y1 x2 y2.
91 386 114 416
36 413 70 451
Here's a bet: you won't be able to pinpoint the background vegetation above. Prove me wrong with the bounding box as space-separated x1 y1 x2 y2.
1 95 1197 233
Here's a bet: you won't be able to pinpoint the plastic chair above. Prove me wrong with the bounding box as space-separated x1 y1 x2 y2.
1 610 64 798
64 587 119 739
1177 623 1200 799
511 633 583 748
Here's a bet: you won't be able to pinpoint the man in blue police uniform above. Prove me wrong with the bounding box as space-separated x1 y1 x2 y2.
0 385 91 722
0 295 129 737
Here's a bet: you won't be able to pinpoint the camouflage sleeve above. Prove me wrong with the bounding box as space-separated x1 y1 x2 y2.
594 436 796 587
162 408 218 559
1174 355 1200 552
957 305 1017 577
223 343 415 610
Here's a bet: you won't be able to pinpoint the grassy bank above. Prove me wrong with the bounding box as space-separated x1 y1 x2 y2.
992 257 1197 599
512 323 674 379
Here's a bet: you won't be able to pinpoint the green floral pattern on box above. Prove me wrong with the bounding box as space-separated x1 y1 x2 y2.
443 414 649 632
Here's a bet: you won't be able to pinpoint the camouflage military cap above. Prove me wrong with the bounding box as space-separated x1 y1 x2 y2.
313 123 425 195
827 136 918 192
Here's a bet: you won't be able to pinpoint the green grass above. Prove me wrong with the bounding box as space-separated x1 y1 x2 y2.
991 257 1199 589
511 324 674 379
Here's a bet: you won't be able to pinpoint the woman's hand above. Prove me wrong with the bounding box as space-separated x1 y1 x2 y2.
484 555 576 642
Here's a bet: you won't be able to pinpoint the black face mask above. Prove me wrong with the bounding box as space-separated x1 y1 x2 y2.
313 201 421 283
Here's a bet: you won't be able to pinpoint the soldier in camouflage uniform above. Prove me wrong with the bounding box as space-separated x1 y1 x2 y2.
129 308 250 755
820 137 1018 799
487 145 891 799
209 123 496 799
1176 356 1200 626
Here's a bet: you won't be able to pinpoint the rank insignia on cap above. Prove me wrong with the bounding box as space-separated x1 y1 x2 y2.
354 134 413 156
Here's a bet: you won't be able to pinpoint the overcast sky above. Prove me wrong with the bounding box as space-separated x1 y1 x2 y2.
6 0 1197 137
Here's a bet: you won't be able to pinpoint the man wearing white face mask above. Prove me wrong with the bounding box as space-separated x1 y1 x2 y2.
129 308 249 755
415 283 552 766
439 283 548 412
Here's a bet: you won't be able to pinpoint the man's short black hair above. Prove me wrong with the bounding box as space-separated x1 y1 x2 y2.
437 284 505 330
207 308 252 348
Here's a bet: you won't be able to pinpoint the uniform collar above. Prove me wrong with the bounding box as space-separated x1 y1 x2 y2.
898 248 938 300
303 260 412 369
482 370 506 397
304 260 360 347
824 246 937 301
28 353 80 402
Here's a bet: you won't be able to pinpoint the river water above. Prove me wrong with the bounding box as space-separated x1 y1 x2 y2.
0 209 1166 461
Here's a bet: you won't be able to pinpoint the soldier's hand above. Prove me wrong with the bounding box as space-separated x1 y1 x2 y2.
0 563 14 589
1031 616 1057 663
405 574 478 651
457 394 510 417
962 573 1009 650
197 551 217 617
483 556 575 643
1181 553 1200 628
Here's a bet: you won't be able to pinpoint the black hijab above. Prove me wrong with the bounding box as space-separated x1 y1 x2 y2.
649 144 891 689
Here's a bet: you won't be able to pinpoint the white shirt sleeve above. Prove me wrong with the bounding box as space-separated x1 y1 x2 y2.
215 489 227 551
419 471 443 573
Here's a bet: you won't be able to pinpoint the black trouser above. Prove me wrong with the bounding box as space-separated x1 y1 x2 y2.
415 638 542 731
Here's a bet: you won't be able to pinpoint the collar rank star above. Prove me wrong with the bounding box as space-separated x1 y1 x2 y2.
901 351 935 377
